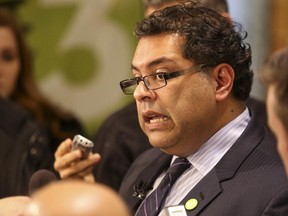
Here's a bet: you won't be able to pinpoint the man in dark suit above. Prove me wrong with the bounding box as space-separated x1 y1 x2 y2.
91 0 267 192
54 1 288 215
116 2 288 215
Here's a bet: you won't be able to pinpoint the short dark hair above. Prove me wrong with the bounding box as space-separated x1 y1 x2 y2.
260 47 288 129
135 1 253 101
143 0 228 13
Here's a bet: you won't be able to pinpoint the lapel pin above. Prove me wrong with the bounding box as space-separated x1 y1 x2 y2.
185 198 198 211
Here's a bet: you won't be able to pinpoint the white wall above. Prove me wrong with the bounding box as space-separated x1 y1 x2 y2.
227 0 269 100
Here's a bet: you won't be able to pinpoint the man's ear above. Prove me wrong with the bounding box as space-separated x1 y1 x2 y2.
211 64 234 101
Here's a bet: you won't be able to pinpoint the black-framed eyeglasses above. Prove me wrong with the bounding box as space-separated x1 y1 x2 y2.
119 64 206 95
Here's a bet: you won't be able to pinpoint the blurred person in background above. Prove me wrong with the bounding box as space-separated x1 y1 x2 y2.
0 8 84 196
0 97 52 197
25 180 131 216
259 47 288 176
0 195 31 216
0 8 84 152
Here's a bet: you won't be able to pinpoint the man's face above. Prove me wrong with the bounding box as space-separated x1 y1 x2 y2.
132 33 219 157
267 84 288 175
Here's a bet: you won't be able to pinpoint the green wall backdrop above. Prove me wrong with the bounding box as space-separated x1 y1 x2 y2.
17 0 143 135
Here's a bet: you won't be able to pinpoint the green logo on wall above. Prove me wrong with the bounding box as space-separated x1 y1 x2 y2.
18 0 142 134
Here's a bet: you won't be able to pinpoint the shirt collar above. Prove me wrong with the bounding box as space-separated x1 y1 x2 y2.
172 107 251 176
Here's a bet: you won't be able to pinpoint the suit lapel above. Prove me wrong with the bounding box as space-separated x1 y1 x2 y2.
180 115 267 215
180 169 221 215
126 149 172 213
214 113 266 180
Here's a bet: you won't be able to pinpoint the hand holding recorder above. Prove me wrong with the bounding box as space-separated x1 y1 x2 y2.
54 134 101 183
71 134 94 159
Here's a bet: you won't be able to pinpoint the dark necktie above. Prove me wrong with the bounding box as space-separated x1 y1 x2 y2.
136 157 191 216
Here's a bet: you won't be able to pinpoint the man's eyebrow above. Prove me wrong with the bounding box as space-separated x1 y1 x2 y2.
131 64 138 72
131 57 178 72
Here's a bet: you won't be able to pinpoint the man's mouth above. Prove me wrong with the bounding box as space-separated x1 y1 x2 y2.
144 114 169 124
149 115 168 124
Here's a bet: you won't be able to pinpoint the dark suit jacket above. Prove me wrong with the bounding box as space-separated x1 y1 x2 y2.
119 113 288 215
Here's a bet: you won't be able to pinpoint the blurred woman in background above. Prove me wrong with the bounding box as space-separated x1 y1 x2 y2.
0 8 84 152
0 8 84 197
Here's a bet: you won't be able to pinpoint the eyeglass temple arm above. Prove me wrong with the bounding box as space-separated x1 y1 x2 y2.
164 64 206 80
